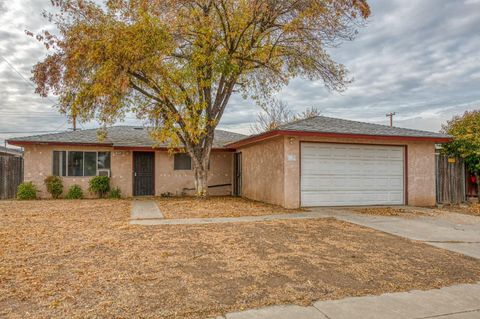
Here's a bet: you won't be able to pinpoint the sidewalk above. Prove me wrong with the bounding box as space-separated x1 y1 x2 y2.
217 282 480 319
129 210 331 225
130 200 164 222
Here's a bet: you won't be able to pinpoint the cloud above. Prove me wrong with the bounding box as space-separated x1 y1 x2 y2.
261 0 480 131
1 0 480 143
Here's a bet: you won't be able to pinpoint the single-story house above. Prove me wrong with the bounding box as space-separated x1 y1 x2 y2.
7 116 450 208
0 146 23 157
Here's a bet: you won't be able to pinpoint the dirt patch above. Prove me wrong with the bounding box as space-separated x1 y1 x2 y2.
156 196 304 219
354 207 431 217
1 199 480 318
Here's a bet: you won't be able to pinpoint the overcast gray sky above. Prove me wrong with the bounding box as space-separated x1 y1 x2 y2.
1 0 480 145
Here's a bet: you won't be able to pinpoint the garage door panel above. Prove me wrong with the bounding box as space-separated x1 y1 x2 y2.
301 191 404 206
301 176 404 191
301 143 405 206
302 160 403 175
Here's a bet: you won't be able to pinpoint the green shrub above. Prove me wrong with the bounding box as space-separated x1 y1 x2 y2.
108 187 122 199
88 176 110 198
17 182 37 200
44 176 63 199
66 185 83 199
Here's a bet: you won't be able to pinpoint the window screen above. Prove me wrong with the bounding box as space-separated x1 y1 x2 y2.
97 152 111 169
52 151 66 176
68 151 84 176
174 153 192 170
84 152 97 176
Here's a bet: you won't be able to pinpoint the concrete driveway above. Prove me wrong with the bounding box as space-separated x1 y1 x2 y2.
311 207 480 259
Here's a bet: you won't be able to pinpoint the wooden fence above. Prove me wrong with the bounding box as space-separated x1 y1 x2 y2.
435 154 465 205
0 156 23 200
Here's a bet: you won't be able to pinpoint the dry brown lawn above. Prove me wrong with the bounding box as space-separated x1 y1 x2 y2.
156 196 304 219
2 199 480 318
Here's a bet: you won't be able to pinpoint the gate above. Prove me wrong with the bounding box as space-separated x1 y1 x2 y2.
0 156 24 200
435 154 465 205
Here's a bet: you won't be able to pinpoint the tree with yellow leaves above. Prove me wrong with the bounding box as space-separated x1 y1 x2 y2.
442 110 480 201
31 0 370 196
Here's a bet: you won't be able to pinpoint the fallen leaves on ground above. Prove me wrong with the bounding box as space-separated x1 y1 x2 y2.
1 199 480 318
354 207 430 217
157 196 304 219
441 202 480 217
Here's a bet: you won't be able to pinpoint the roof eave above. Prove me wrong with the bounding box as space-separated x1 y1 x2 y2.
226 130 452 148
7 140 113 147
0 150 22 156
7 140 237 151
113 145 236 152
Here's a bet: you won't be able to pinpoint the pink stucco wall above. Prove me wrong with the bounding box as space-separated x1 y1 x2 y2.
22 145 233 198
155 151 233 196
238 137 285 206
238 135 437 208
22 135 437 207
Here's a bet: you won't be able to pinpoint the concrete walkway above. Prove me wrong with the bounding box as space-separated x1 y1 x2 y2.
130 200 163 222
129 211 330 225
310 208 480 259
217 282 480 319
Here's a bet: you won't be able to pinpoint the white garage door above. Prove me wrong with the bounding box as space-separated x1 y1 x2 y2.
301 143 404 206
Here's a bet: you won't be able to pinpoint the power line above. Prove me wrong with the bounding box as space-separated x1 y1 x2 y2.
0 111 63 115
0 115 66 118
0 55 58 104
0 130 66 134
0 112 139 119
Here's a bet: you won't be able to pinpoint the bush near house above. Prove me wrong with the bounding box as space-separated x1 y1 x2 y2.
108 187 122 199
17 182 38 200
44 176 63 199
66 185 84 199
89 176 110 198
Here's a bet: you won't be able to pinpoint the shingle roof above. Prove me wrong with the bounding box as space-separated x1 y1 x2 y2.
7 126 246 149
277 116 449 138
226 115 451 147
0 146 23 156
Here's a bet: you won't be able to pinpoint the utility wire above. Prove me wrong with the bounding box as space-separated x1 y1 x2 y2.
0 130 66 134
0 55 58 104
0 112 139 120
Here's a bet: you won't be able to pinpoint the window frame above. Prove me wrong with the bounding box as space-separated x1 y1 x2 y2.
52 150 111 177
52 150 67 177
173 153 192 171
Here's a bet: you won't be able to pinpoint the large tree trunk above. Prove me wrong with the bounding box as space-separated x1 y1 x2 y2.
187 131 214 197
193 164 208 197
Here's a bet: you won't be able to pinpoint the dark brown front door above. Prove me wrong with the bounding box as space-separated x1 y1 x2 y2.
133 152 155 196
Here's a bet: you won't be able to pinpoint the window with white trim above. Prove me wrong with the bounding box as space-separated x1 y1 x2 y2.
53 151 111 177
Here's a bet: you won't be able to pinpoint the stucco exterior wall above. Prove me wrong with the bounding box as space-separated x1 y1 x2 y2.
155 151 233 196
111 149 133 197
405 142 436 206
238 137 285 206
239 135 437 208
23 144 123 198
23 145 233 198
